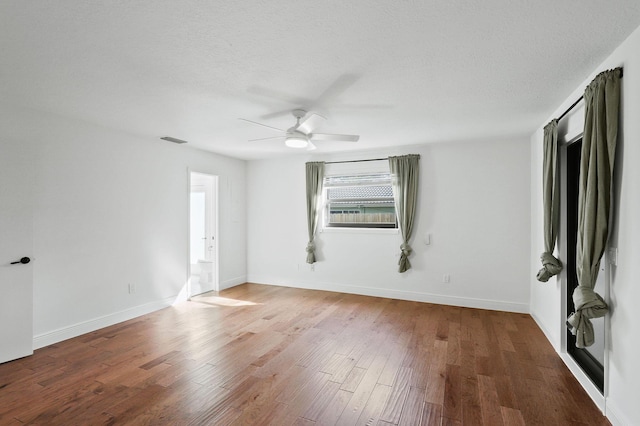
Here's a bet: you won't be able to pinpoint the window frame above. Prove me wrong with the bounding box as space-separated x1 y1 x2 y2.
321 172 398 231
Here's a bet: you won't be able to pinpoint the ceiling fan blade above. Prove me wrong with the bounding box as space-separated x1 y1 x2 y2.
260 109 297 120
238 118 284 132
248 136 285 142
314 74 360 105
296 112 326 134
246 86 312 108
306 141 317 151
309 133 359 142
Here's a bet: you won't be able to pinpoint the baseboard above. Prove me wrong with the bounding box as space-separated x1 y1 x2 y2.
531 308 617 420
33 295 179 349
559 352 605 413
247 278 529 313
220 275 247 291
605 399 627 426
530 311 561 352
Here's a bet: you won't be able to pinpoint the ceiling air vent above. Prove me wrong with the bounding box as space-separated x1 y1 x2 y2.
160 136 188 144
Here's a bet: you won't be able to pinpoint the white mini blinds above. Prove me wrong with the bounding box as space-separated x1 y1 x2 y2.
323 173 397 229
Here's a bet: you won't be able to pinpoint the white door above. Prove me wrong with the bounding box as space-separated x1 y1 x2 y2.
0 139 34 363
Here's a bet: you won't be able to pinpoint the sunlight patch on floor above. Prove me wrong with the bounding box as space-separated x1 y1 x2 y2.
192 294 261 307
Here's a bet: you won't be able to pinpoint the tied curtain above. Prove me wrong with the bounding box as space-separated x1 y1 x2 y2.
567 68 622 348
537 119 563 281
389 154 420 273
305 161 325 264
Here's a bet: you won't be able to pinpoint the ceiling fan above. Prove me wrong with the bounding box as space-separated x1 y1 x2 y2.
239 109 359 150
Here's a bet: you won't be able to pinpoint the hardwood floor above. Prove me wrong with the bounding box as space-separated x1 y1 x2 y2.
0 283 609 425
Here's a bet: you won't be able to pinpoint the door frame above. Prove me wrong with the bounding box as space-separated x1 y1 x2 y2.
187 170 219 298
557 111 610 411
562 137 605 393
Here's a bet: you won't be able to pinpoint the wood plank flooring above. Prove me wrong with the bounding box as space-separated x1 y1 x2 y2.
0 283 609 425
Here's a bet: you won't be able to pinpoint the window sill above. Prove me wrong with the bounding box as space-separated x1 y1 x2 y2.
320 227 399 235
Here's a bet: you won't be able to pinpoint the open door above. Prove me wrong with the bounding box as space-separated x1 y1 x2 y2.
189 172 218 297
0 139 34 363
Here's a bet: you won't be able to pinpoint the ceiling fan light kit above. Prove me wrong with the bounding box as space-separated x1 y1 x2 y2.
241 109 360 150
285 133 309 148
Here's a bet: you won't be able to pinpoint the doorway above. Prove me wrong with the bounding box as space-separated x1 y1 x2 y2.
189 172 218 297
564 138 605 392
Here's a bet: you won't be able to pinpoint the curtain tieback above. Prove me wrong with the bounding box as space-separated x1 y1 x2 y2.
306 241 316 264
397 242 412 273
567 287 608 348
536 251 563 282
566 310 594 348
572 286 608 319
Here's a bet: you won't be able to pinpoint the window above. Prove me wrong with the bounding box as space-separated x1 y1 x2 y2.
323 173 397 229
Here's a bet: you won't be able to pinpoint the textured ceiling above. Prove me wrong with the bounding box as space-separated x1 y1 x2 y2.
2 1 639 160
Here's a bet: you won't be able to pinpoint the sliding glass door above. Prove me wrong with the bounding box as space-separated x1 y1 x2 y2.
564 138 605 392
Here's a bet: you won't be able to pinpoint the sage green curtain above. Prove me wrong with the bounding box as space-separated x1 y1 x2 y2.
305 161 325 264
537 119 563 282
567 68 621 348
389 154 420 273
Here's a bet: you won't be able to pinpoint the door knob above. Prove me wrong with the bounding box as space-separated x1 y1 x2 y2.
10 257 31 265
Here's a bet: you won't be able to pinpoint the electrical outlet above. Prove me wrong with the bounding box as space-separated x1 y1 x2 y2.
310 264 315 272
128 283 136 294
443 274 450 283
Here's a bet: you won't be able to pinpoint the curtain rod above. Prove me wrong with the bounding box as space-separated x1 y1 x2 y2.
557 96 584 122
557 67 623 122
324 158 387 165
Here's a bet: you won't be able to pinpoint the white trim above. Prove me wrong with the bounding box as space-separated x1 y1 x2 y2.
320 227 399 235
605 399 627 426
247 278 529 313
188 170 220 296
33 294 183 349
555 134 609 418
559 353 606 413
531 311 608 416
213 176 220 291
219 275 247 291
530 311 561 352
186 168 192 299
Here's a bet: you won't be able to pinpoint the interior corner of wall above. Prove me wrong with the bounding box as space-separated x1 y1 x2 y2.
530 310 560 353
220 275 247 291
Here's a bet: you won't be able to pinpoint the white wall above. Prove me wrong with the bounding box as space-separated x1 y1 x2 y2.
0 104 247 348
530 23 640 426
247 138 531 313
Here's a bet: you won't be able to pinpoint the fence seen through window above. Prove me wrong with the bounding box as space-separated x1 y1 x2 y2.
323 173 397 229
